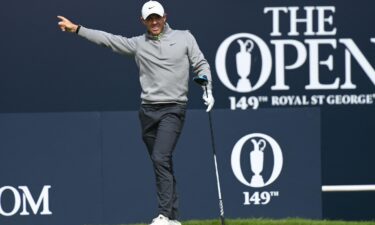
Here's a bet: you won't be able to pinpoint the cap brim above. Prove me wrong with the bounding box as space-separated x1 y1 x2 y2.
143 12 164 19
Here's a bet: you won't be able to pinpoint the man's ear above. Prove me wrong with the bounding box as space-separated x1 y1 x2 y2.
163 14 167 23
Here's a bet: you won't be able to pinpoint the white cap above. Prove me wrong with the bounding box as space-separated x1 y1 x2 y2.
141 1 165 19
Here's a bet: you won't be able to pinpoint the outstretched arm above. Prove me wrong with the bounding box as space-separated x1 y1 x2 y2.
56 15 136 55
57 16 79 33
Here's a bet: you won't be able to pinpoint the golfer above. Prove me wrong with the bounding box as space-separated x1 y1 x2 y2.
57 1 214 225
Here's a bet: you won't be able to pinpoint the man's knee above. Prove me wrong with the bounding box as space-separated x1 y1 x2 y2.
151 154 171 168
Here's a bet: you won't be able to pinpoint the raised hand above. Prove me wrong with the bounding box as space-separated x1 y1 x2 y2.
57 15 78 33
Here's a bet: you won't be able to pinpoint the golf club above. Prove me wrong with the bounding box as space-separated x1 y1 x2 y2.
193 75 225 225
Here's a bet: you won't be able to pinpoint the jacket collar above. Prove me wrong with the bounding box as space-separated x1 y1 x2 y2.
146 23 172 40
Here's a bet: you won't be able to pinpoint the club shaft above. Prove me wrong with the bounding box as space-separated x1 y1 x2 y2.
205 86 225 225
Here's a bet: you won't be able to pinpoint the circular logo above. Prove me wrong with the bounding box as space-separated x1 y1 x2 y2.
231 133 283 188
215 33 272 93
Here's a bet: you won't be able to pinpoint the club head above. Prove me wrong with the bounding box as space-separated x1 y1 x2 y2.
193 75 208 86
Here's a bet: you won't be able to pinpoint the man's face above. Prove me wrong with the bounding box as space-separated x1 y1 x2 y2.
142 14 167 36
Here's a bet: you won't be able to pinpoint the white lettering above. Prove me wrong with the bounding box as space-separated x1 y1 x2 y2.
271 40 307 90
340 39 375 87
288 6 315 36
0 186 21 216
243 192 251 205
0 186 52 216
271 95 309 106
316 6 337 35
264 7 288 36
326 94 374 105
19 186 52 216
311 95 325 105
305 39 339 90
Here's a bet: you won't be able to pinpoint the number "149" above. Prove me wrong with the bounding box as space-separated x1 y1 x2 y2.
243 191 279 205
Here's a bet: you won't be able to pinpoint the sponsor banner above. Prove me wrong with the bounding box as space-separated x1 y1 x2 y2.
0 109 321 224
214 5 375 110
0 113 103 225
207 109 321 218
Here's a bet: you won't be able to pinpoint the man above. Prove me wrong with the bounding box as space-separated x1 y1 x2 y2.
57 1 214 225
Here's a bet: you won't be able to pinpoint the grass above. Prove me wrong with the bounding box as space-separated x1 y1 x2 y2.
124 218 375 225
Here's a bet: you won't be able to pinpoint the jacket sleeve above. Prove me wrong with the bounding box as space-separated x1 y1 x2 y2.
186 31 213 90
78 26 137 56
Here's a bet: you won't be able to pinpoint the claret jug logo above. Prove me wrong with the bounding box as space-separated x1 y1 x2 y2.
216 33 272 93
216 6 375 110
231 133 283 205
231 133 283 188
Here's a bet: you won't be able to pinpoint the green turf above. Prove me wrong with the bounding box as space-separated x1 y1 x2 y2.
122 218 375 225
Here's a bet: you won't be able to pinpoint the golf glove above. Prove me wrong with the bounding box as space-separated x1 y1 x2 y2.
203 89 215 112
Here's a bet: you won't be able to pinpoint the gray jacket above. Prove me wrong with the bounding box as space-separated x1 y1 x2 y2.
78 23 212 104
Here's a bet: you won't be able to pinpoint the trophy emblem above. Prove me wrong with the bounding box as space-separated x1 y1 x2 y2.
250 138 266 187
236 39 254 92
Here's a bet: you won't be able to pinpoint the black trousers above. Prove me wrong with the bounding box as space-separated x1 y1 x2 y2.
139 103 186 219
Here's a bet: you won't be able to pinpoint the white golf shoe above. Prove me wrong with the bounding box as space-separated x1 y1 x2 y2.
150 214 170 225
169 220 182 225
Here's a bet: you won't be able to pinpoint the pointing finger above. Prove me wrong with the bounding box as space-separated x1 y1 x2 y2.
57 15 68 22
